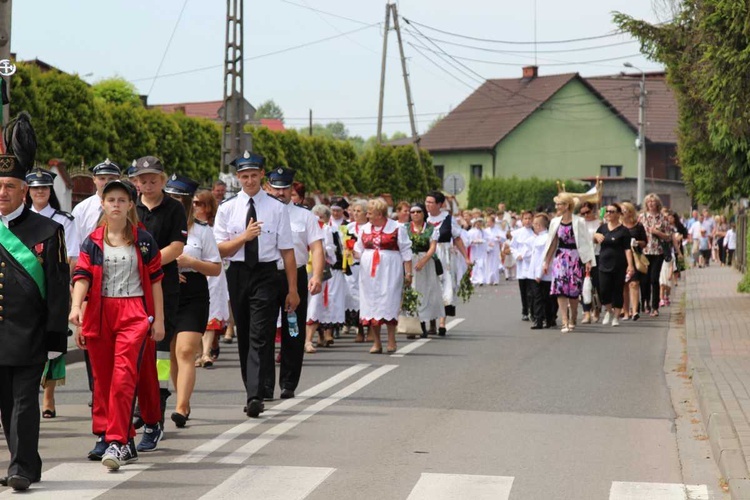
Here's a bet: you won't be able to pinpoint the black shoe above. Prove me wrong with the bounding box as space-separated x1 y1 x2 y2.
280 388 295 399
210 347 220 360
0 476 7 487
632 313 640 321
8 475 30 491
438 327 446 336
263 391 275 402
521 314 530 321
171 412 188 428
530 324 543 330
246 399 264 418
87 434 108 460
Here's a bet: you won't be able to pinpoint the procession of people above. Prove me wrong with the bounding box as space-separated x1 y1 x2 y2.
0 111 725 489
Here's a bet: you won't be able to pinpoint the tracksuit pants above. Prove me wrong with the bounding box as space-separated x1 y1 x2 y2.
87 297 150 444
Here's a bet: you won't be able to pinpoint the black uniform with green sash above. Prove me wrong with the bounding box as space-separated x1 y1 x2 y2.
0 206 70 483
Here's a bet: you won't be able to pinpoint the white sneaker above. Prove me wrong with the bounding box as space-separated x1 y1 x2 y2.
612 317 620 327
602 311 611 325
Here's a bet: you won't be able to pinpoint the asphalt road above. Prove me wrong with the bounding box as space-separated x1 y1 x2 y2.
0 280 728 499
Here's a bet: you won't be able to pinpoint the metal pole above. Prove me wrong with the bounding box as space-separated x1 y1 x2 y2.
309 109 312 136
636 73 646 205
376 2 391 145
0 0 11 129
390 3 421 164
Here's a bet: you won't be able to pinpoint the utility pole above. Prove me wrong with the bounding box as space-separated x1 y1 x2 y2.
375 3 390 144
309 109 313 136
0 0 11 129
636 73 646 205
221 0 248 173
390 3 421 164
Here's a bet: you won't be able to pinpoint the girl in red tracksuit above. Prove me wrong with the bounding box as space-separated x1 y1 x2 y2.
69 180 165 471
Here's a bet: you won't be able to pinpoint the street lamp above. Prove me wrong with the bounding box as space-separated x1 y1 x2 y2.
623 62 646 205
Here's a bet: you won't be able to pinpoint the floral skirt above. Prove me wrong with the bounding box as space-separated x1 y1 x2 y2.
550 248 584 298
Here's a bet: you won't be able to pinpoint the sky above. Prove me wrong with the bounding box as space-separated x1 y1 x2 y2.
11 0 667 138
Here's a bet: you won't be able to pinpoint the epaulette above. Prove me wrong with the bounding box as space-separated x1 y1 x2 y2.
220 194 237 205
54 209 75 221
194 219 208 226
294 203 311 211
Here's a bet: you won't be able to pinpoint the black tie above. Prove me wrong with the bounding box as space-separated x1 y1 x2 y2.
245 198 259 268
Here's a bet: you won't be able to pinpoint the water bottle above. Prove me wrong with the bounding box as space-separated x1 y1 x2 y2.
288 311 299 338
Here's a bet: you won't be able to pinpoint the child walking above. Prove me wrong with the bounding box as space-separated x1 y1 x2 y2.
70 180 165 470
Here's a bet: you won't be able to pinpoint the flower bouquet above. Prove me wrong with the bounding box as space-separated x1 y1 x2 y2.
457 263 475 303
397 284 422 335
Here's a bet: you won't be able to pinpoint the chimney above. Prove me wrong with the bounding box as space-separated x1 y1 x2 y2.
522 65 538 80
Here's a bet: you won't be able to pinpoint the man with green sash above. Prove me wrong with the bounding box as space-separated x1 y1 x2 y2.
0 119 70 491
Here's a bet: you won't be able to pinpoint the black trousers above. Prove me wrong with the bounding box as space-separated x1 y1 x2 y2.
598 268 626 309
227 262 282 403
718 237 726 264
529 280 556 327
263 266 308 394
643 254 664 311
0 362 45 481
518 278 533 316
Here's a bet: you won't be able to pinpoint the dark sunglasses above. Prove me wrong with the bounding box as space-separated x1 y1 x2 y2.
579 210 591 215
410 210 423 214
605 209 619 214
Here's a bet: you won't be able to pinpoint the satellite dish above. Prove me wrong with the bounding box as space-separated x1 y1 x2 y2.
443 173 466 195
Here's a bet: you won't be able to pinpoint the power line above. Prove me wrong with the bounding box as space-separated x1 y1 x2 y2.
130 23 380 83
147 0 190 96
278 0 372 26
402 16 626 45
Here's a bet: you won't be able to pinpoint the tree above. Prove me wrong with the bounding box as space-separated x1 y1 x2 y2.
426 113 445 132
92 77 142 107
255 99 285 122
614 2 750 208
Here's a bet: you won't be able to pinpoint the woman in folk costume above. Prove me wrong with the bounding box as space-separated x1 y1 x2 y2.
467 218 488 285
407 203 443 337
483 213 504 285
344 200 368 342
354 198 413 353
25 168 80 419
306 205 347 353
425 191 470 335
542 192 596 333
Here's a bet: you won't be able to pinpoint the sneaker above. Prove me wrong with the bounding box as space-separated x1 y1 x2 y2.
101 441 138 470
521 314 530 322
136 424 163 452
659 299 666 307
602 311 611 326
612 317 620 327
87 434 107 461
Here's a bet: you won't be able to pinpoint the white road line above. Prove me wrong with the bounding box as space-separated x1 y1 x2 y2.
445 318 465 331
198 466 334 500
391 338 431 358
406 473 514 500
219 364 398 464
173 364 370 463
0 463 151 499
609 481 709 499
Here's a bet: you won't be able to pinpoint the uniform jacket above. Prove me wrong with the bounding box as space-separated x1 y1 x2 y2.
0 207 70 366
73 224 163 338
543 215 597 267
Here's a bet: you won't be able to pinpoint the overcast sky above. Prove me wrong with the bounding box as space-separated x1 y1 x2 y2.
11 0 665 138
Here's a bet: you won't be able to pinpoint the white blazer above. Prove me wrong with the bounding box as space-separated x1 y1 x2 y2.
542 214 596 267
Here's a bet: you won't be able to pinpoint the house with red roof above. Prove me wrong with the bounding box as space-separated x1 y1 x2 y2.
420 66 685 211
151 99 285 132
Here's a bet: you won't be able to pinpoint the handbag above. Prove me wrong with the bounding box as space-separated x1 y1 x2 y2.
632 241 649 274
397 314 422 335
582 272 593 305
433 255 444 276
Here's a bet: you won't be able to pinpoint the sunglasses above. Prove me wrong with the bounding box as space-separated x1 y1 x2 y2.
410 210 422 214
605 209 619 214
579 210 591 215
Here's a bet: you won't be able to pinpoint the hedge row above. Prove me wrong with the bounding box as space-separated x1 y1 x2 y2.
468 176 590 212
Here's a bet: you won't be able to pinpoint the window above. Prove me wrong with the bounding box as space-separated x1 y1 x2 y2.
434 165 445 181
602 196 617 207
471 164 483 180
600 165 622 177
666 165 682 181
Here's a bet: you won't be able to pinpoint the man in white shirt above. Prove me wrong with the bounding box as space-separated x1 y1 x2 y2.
509 211 536 321
214 152 300 418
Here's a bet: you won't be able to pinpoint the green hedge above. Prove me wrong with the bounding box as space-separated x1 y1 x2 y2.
8 62 439 199
468 176 590 211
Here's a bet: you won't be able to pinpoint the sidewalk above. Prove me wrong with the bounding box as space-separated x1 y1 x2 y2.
685 265 750 498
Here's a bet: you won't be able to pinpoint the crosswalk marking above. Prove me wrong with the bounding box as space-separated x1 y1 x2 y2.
173 363 370 463
0 463 151 499
445 318 465 331
406 473 514 500
219 365 398 464
198 466 334 500
609 481 710 500
391 338 430 357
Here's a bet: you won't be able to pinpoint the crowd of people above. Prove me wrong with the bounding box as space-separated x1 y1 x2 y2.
0 123 737 488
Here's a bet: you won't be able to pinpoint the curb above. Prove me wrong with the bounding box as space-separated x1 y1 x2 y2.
684 281 750 498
